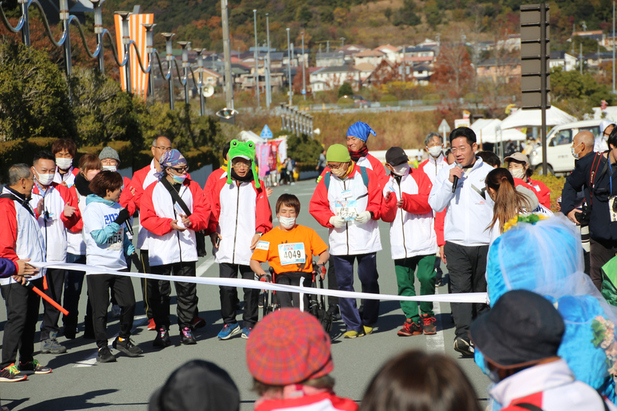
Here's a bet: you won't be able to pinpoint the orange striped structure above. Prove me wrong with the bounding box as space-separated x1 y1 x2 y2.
114 13 154 100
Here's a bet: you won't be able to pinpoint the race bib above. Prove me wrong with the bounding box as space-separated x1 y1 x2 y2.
256 240 269 251
335 199 358 221
107 231 123 251
278 243 306 266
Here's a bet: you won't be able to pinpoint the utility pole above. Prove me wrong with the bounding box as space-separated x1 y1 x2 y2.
326 40 329 53
266 14 271 108
287 28 292 106
614 0 615 93
580 42 583 74
302 32 306 101
253 9 259 108
222 0 233 109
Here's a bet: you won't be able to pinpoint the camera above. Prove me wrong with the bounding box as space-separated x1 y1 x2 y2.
575 205 591 225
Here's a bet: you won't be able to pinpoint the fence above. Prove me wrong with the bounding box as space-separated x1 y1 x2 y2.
0 0 209 115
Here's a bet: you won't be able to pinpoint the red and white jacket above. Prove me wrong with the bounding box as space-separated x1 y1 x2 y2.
130 161 159 249
381 167 439 259
255 391 358 411
29 182 80 263
140 177 210 266
419 154 448 185
53 166 79 187
310 165 382 256
209 172 272 266
527 177 551 209
491 359 617 411
357 153 389 189
0 187 45 286
203 167 226 235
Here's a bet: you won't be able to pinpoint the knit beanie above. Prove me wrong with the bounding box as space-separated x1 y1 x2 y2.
99 147 120 163
326 144 351 163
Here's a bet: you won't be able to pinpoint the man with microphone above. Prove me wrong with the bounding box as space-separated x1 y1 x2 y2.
428 127 494 357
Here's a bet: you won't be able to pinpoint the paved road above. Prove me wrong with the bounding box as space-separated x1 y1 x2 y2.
1 180 490 410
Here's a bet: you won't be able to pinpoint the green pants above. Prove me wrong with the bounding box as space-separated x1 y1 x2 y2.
395 254 436 321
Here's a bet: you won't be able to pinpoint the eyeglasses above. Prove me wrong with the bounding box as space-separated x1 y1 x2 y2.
155 146 172 151
170 166 189 173
327 162 346 170
232 162 250 169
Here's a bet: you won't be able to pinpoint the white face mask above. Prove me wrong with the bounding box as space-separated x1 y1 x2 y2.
102 165 118 172
510 168 526 180
571 147 580 159
428 146 442 158
56 158 73 170
391 163 410 176
279 216 296 229
35 170 54 186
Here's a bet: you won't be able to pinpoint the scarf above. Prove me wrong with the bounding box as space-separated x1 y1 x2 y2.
74 173 93 196
231 168 254 183
349 146 369 162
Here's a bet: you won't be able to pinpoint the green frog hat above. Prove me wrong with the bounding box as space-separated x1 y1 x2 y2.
227 139 260 188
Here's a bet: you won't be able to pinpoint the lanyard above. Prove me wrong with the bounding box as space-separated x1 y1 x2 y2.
610 156 614 196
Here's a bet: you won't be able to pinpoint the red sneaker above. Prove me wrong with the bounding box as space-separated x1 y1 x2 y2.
147 318 156 331
421 314 437 335
397 319 422 336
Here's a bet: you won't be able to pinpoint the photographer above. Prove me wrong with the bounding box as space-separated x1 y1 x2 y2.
562 129 617 290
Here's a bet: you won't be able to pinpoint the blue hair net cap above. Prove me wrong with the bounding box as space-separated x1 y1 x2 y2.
484 215 617 403
346 121 376 142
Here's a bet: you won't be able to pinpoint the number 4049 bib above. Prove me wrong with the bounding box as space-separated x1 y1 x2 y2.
278 243 306 266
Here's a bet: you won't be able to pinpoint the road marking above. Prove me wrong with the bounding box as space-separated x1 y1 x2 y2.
197 257 215 277
73 316 148 367
426 288 445 353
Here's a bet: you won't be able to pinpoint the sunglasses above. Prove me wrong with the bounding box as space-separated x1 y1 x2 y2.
170 166 189 173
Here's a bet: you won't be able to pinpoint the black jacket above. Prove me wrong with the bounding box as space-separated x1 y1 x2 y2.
562 152 617 242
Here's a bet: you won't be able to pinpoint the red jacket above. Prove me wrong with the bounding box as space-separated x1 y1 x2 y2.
203 167 226 234
527 178 551 209
356 153 389 189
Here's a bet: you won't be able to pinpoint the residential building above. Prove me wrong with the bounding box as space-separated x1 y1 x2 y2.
309 65 360 92
549 51 577 71
353 49 386 67
476 57 521 82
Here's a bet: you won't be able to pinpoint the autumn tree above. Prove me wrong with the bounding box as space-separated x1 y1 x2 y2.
431 44 474 99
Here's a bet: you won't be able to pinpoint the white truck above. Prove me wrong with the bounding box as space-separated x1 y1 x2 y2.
529 119 602 175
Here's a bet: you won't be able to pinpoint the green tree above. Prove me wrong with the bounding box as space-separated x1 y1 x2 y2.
384 7 392 22
0 39 76 140
550 67 615 119
286 133 323 165
338 82 353 98
425 0 442 28
392 0 421 26
70 68 141 147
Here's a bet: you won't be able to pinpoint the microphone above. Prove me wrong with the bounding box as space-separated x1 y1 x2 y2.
452 163 463 193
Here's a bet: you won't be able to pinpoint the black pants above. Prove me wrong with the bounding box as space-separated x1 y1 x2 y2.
434 256 444 282
444 242 489 339
40 268 66 340
219 263 259 327
327 255 339 308
140 250 153 319
275 272 311 309
1 278 43 368
87 272 136 349
149 262 198 330
63 253 87 332
590 238 617 291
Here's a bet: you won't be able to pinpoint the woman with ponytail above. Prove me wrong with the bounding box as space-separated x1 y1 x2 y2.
485 168 534 242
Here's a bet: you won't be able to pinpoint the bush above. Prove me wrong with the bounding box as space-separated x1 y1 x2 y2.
286 133 323 166
338 82 353 98
380 94 399 107
423 94 441 105
531 174 565 212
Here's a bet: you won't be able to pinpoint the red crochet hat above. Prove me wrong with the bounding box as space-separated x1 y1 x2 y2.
246 308 334 385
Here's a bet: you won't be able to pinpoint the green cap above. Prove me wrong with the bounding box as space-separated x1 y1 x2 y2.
326 144 351 163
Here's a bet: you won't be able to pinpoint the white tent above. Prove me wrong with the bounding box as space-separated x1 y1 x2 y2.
500 106 576 130
237 130 263 143
471 119 527 144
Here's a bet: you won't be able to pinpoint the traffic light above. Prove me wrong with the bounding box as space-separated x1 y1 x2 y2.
520 3 550 109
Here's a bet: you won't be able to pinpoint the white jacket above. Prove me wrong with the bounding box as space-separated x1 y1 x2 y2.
491 359 617 411
67 186 88 255
135 161 159 250
0 188 45 286
428 157 494 246
83 196 128 270
382 169 437 259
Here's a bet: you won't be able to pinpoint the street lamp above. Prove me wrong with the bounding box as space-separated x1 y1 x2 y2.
177 41 191 105
301 32 306 101
161 32 176 110
143 23 156 97
116 11 132 94
91 0 105 73
266 13 272 109
287 28 292 106
194 48 206 116
253 9 260 108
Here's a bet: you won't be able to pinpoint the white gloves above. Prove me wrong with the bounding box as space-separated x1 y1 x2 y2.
329 216 346 228
355 211 372 224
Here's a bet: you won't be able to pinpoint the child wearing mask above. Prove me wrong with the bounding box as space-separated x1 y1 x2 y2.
251 194 329 308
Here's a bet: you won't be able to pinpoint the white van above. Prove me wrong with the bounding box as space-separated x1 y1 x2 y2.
528 119 602 174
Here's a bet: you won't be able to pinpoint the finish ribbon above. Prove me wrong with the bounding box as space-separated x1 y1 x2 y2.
30 262 489 304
